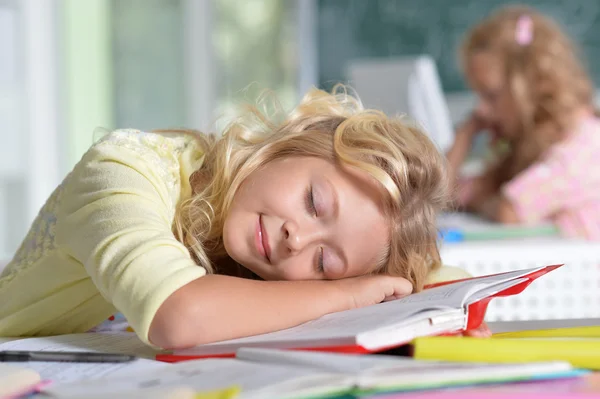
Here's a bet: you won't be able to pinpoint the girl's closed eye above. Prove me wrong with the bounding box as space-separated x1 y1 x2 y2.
305 185 322 217
305 186 326 273
317 247 325 273
317 249 345 276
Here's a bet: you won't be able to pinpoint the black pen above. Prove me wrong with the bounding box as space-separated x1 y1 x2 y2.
0 350 136 363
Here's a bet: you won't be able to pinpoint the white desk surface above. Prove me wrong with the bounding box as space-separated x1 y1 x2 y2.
489 318 600 334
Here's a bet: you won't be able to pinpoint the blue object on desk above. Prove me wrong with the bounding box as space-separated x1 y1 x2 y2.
438 224 560 243
439 229 465 243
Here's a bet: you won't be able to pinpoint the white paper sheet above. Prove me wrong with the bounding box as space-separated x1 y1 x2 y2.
54 386 196 399
0 333 166 384
44 358 350 399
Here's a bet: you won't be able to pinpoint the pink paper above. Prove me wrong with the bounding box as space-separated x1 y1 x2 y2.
374 392 600 399
3 380 52 399
371 374 600 398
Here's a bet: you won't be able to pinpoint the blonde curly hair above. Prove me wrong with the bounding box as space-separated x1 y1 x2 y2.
173 86 449 291
461 5 595 186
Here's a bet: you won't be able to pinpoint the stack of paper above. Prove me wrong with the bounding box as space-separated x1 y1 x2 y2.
42 349 582 399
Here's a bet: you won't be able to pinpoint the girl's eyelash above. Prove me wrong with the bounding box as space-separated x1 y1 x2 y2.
305 187 323 273
305 186 318 216
317 247 324 273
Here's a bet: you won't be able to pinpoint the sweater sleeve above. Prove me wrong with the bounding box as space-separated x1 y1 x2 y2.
56 132 206 344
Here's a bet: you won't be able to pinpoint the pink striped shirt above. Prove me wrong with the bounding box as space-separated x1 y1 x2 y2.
502 116 600 240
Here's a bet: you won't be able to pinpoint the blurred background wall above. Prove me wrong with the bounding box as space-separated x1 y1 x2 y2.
0 0 598 262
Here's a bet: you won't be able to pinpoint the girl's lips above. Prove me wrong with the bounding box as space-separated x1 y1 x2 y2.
256 214 271 263
260 215 272 263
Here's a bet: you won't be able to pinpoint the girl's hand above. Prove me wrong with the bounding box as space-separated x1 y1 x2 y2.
333 276 491 337
457 112 491 139
463 322 492 338
332 275 413 309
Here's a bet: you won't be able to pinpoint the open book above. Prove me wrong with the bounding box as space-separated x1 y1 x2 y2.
158 265 561 361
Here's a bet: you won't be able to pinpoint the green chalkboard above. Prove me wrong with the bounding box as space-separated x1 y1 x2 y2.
318 0 600 93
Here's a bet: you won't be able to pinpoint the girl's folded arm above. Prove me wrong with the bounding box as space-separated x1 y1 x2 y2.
149 272 413 349
148 275 351 349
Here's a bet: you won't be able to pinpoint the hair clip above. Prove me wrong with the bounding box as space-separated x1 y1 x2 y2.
515 15 533 46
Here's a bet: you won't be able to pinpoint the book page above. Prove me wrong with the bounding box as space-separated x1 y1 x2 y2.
237 347 409 374
463 278 528 305
237 347 566 377
237 347 561 377
235 348 573 392
45 358 351 399
399 269 539 308
0 333 165 384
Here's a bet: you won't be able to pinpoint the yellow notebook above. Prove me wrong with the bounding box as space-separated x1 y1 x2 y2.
196 386 240 399
412 336 600 370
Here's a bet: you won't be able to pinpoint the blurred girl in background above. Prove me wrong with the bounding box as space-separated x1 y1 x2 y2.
447 5 600 240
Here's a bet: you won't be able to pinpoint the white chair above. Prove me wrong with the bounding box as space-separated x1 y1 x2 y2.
347 55 454 153
441 238 600 321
